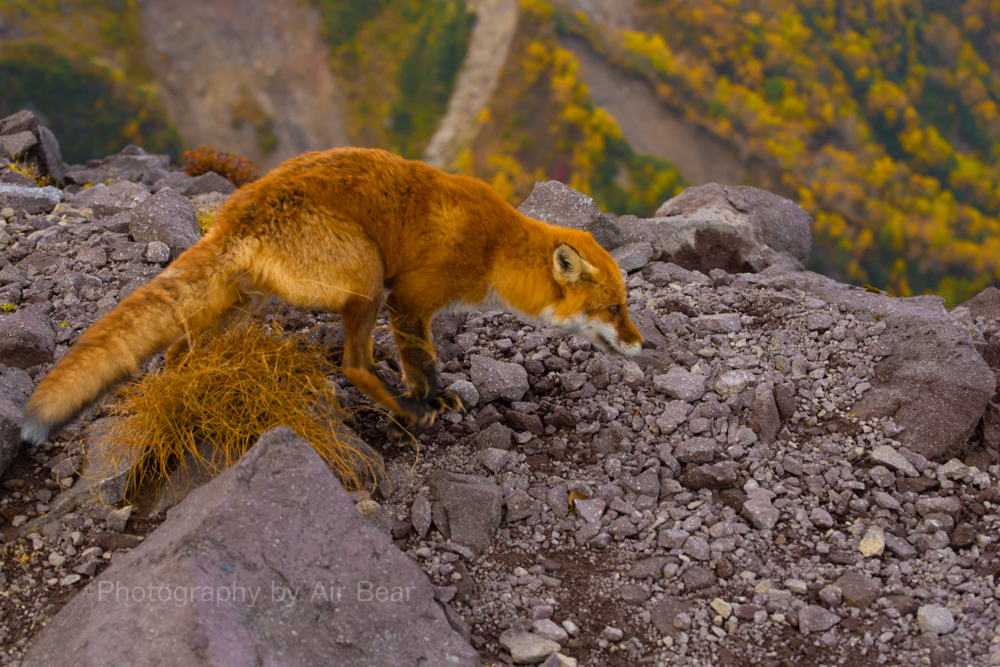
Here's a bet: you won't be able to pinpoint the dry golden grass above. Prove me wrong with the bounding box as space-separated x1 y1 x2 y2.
103 319 381 503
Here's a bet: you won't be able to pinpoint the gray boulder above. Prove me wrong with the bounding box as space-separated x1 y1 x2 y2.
0 364 33 478
91 180 151 217
741 488 780 530
679 460 738 491
469 354 529 403
65 183 107 209
181 171 237 196
673 437 717 464
643 261 711 286
1 169 39 187
834 571 881 610
518 180 622 250
427 470 502 555
129 189 201 260
0 306 55 369
624 183 812 274
0 112 67 184
791 272 995 461
612 241 655 272
0 131 38 159
23 427 480 667
102 145 171 173
471 420 512 450
0 184 62 215
0 110 38 136
37 126 67 184
652 367 706 402
799 605 841 634
152 171 196 193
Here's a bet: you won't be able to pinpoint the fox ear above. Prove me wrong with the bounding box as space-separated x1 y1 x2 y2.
552 243 594 285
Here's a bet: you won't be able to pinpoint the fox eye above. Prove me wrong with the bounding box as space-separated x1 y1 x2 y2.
608 305 621 317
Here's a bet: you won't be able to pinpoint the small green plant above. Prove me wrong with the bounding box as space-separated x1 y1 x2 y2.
182 145 259 187
196 210 214 234
104 320 379 502
0 304 16 312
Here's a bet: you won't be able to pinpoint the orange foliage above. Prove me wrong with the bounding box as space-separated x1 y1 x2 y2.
182 146 260 187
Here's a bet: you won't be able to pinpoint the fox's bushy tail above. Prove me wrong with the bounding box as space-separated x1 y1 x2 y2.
21 237 248 445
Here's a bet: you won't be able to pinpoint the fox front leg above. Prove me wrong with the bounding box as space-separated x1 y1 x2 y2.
384 298 464 446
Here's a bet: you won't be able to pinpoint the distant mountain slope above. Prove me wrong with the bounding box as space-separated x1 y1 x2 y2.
560 34 745 187
0 0 182 162
423 0 519 170
562 0 1000 303
464 0 687 215
7 0 1000 303
140 0 350 169
310 0 474 159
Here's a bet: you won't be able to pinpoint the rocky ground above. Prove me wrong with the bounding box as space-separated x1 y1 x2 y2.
1 112 999 666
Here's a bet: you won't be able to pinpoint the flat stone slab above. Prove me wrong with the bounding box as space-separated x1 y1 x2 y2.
834 571 881 609
653 368 707 402
91 180 150 217
498 629 560 664
799 605 840 634
691 313 742 334
673 437 717 464
0 184 62 215
427 470 502 555
741 488 779 530
870 445 918 477
470 354 529 403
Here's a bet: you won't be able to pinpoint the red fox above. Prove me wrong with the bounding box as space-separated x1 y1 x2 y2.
21 148 644 446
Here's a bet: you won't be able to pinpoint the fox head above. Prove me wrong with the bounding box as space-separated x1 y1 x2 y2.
542 241 644 356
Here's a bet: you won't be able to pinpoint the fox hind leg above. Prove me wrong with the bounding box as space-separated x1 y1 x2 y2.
261 219 447 446
338 295 440 446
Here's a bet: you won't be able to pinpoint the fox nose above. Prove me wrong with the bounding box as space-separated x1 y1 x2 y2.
641 339 651 350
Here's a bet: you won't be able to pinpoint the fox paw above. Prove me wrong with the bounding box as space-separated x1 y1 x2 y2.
387 390 464 445
408 390 463 428
387 420 417 448
429 389 464 415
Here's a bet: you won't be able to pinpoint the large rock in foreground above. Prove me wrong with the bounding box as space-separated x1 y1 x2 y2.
23 427 479 667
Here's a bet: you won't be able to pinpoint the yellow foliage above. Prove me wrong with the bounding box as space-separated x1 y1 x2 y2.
468 0 1000 302
620 31 675 75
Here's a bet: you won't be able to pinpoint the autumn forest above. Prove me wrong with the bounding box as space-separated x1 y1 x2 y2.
2 0 1000 304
